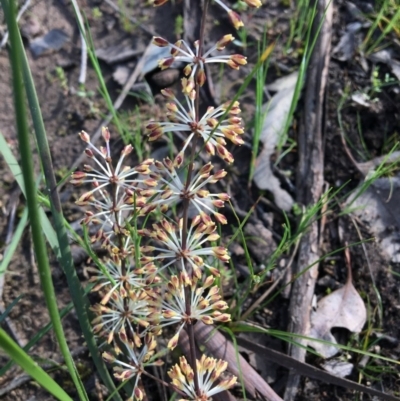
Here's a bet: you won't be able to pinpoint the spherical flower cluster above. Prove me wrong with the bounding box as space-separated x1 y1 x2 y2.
88 256 146 305
140 158 230 221
71 127 154 247
153 34 247 86
139 215 230 277
146 86 244 164
149 273 231 349
168 355 237 401
91 288 151 344
103 331 163 401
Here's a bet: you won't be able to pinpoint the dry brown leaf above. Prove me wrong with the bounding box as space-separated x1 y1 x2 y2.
253 73 298 211
347 176 400 263
307 269 366 358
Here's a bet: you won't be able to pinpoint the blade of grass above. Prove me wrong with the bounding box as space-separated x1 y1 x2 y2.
70 0 124 137
0 282 94 377
248 40 274 183
2 1 88 399
0 329 74 401
0 294 24 324
0 206 28 275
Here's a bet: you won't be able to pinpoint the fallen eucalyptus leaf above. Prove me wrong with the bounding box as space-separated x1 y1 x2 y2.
321 360 354 378
332 22 363 61
307 268 366 358
253 73 297 211
368 49 400 81
347 176 400 263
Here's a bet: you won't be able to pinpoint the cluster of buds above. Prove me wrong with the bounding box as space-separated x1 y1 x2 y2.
70 0 259 399
154 34 247 86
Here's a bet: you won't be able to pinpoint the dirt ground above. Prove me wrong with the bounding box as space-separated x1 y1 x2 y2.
0 0 400 400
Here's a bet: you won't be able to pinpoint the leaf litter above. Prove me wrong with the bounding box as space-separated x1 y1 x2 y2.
307 249 367 359
253 71 297 211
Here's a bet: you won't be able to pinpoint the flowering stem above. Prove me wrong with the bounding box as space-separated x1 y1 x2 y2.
179 1 211 395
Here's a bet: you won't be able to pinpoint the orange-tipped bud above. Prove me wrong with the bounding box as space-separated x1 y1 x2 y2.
205 141 215 156
174 152 184 168
166 102 178 113
218 193 230 201
183 64 192 76
199 162 213 176
201 316 214 324
196 68 206 86
153 36 169 47
158 57 175 70
148 127 164 141
216 34 234 50
212 199 225 208
244 0 262 7
228 10 244 29
161 88 175 99
216 145 234 164
231 54 247 66
84 148 94 158
227 59 240 70
79 130 90 143
102 126 110 141
167 333 179 350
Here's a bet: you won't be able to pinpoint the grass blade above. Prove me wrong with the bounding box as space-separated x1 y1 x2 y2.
1 1 88 399
1 3 120 398
0 329 74 401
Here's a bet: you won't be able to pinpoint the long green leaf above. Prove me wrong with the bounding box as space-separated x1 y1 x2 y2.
0 207 28 275
1 1 88 400
0 329 74 401
0 2 119 398
0 294 24 324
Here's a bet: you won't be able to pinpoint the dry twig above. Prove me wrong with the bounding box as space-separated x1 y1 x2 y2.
284 0 333 399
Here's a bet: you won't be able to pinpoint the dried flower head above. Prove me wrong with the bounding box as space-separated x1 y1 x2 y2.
88 256 147 304
148 273 230 349
91 289 151 343
140 216 230 277
146 87 243 164
103 331 162 401
71 128 154 245
168 355 237 401
141 159 230 220
153 34 246 86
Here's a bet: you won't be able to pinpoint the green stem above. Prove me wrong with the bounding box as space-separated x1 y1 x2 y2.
2 1 88 400
1 0 121 398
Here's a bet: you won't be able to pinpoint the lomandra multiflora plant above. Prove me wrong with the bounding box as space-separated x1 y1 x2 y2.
71 1 261 399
